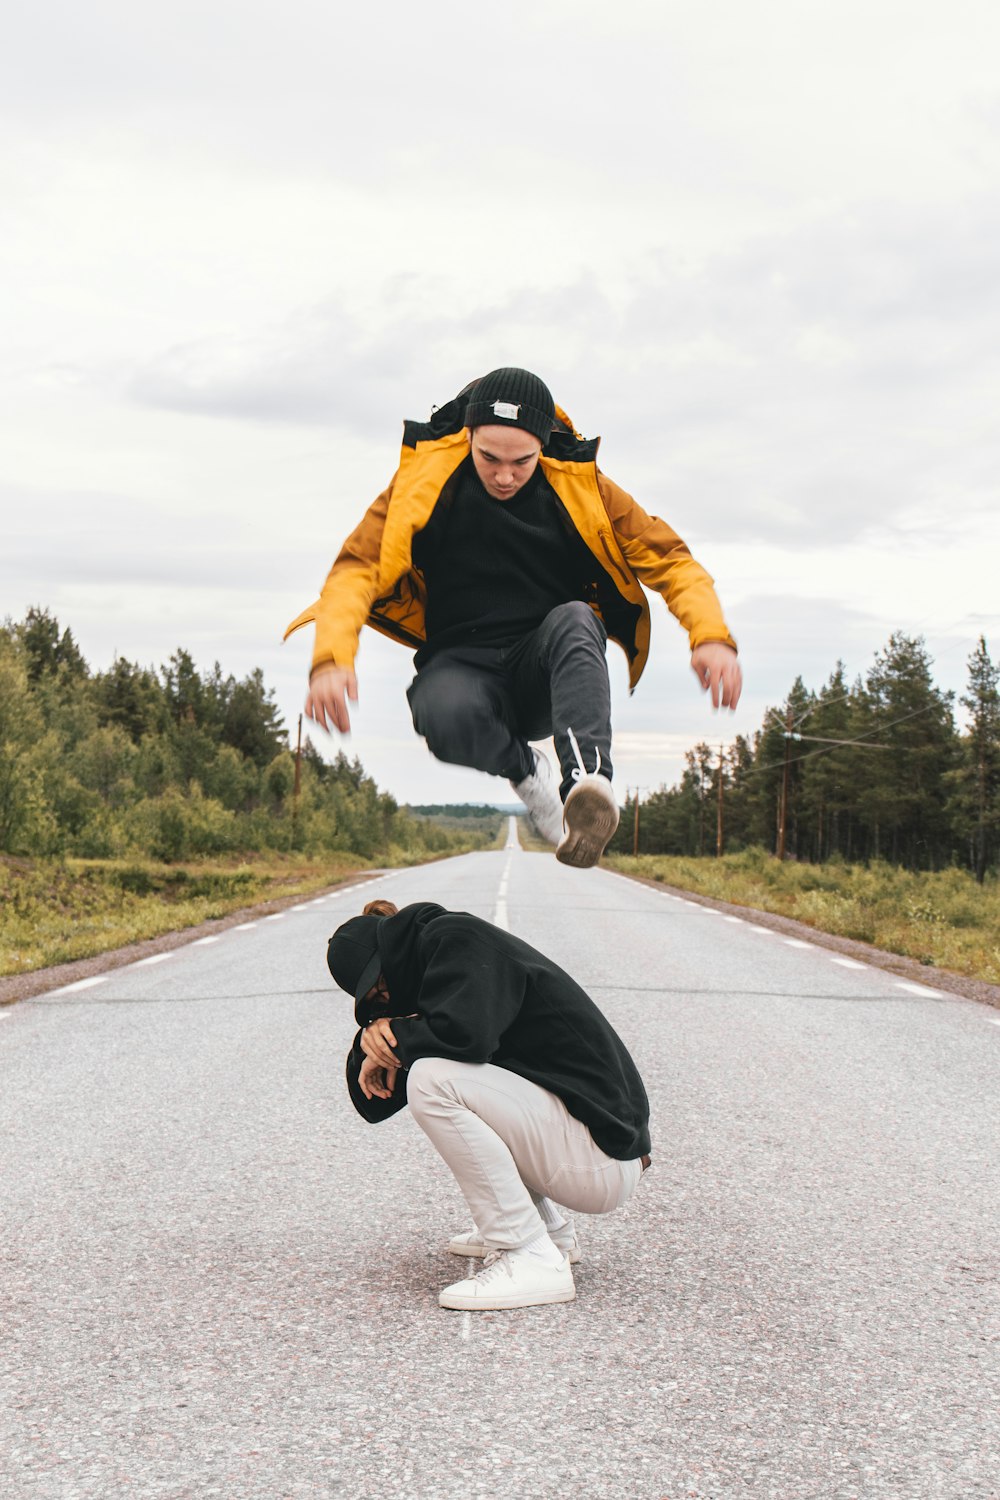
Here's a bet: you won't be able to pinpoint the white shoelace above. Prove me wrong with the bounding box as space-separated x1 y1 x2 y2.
475 1251 514 1283
566 726 602 782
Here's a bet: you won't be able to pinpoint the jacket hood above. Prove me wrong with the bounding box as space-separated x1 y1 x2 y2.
353 901 447 1026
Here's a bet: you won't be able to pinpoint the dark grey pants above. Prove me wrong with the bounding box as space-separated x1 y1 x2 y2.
407 601 613 801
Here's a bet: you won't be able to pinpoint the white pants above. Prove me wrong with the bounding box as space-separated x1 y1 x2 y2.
406 1056 644 1251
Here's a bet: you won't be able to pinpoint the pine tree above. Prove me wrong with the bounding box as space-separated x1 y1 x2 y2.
950 637 1000 882
858 634 956 868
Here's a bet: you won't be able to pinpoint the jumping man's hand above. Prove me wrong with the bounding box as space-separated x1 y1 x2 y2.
305 665 358 735
360 1017 401 1069
690 643 742 710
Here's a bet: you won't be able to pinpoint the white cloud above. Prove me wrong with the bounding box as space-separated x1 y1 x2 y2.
2 0 998 803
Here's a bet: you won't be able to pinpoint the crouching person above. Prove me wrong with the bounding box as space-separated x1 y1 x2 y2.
327 897 652 1311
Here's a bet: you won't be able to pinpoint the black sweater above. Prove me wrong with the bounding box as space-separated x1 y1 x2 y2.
345 902 651 1161
411 459 593 656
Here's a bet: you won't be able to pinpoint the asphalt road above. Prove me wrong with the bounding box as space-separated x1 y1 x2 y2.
2 823 998 1500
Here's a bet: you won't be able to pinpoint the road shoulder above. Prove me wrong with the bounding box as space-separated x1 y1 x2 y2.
613 867 1000 1012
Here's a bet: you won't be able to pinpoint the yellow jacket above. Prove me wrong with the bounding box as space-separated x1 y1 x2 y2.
285 403 737 693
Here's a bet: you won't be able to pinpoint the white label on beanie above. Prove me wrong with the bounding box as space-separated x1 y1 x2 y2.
492 400 520 420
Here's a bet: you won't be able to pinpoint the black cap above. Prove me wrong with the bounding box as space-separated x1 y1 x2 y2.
464 367 556 444
327 914 383 1002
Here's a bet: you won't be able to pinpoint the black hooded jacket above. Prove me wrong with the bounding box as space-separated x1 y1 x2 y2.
345 902 650 1160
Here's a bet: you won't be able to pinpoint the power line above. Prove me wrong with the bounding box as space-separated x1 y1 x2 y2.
758 702 947 774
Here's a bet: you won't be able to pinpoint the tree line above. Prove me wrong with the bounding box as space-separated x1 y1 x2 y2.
0 608 485 864
608 632 1000 881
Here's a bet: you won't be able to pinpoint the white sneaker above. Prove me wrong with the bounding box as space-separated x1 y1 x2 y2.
447 1227 582 1264
439 1249 576 1310
510 748 564 846
557 775 619 868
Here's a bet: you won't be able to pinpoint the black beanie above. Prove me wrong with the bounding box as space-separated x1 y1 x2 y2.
327 913 383 1002
464 367 556 444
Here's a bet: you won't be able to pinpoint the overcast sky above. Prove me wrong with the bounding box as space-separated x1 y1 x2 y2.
3 0 998 803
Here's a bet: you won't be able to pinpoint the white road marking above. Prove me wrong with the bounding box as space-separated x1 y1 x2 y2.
42 975 111 996
494 853 513 931
987 1019 1000 1027
193 936 221 946
830 957 867 970
723 916 745 924
896 982 945 998
290 904 310 912
264 913 286 922
750 925 773 934
460 1312 472 1341
784 939 813 949
234 922 257 931
135 953 173 967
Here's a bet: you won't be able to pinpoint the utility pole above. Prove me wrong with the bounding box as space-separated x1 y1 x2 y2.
716 744 725 857
771 710 889 862
292 713 303 843
777 708 792 860
633 787 640 857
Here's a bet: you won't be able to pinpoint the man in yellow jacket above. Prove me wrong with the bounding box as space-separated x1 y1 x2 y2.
286 368 741 868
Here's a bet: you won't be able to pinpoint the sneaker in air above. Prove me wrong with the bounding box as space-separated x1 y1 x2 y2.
510 748 564 846
439 1249 576 1310
557 774 619 868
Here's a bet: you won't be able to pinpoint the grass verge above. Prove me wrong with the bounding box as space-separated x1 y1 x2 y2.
1 853 373 977
605 849 1000 985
